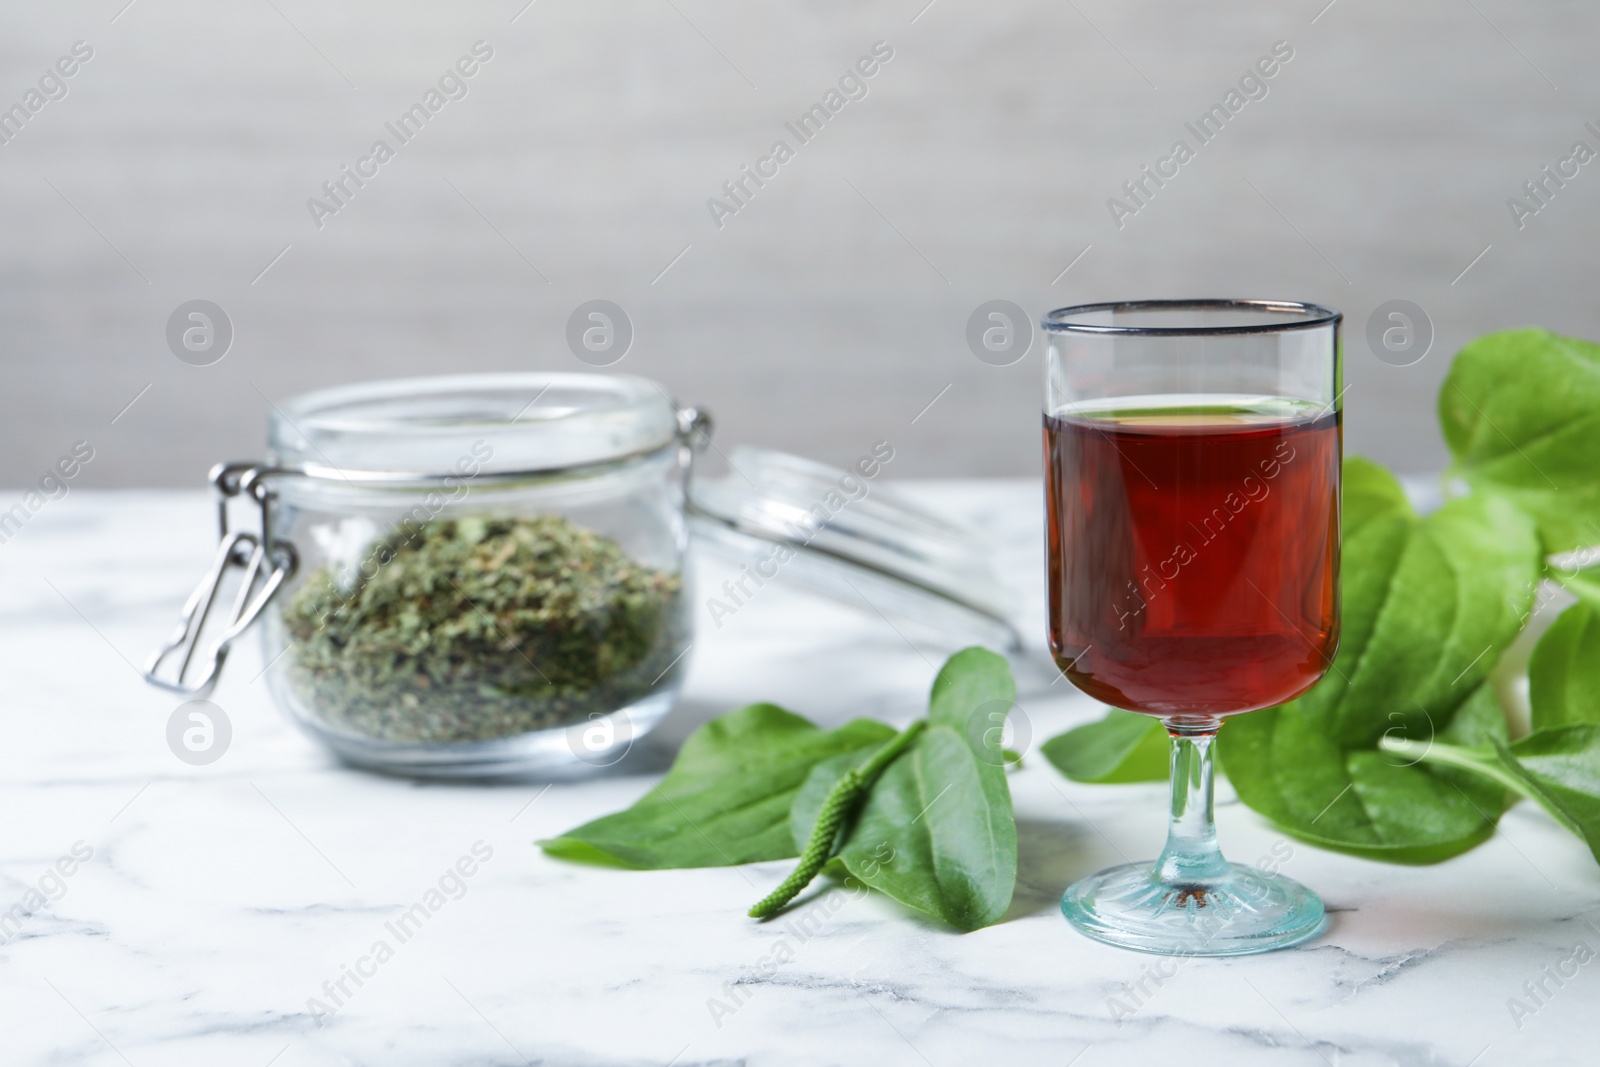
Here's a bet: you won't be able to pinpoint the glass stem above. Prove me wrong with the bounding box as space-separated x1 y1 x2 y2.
1152 720 1231 884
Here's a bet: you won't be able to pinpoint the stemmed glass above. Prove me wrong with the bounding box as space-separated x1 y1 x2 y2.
1043 300 1341 956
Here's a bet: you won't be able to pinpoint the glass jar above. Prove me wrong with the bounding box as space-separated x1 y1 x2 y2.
146 372 1020 779
148 373 699 777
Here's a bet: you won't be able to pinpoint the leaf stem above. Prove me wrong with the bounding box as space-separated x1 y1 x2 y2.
747 720 928 920
1377 735 1531 799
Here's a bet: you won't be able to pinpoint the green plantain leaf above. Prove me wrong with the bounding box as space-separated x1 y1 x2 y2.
789 648 1017 930
1040 709 1168 783
1552 564 1600 607
1498 726 1600 863
1529 597 1600 731
1226 683 1507 862
1382 723 1600 865
539 704 895 868
1220 459 1541 860
1439 328 1600 553
791 726 1016 930
1388 724 1600 866
927 646 1018 740
1343 453 1414 533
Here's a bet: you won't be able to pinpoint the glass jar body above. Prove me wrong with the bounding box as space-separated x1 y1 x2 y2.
260 446 691 777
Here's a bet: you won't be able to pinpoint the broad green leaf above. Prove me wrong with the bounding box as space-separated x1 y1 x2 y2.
791 724 1016 930
1317 486 1538 748
1225 683 1506 862
539 704 895 868
785 648 1019 930
1343 455 1413 534
927 646 1017 740
1499 727 1600 863
1221 460 1540 860
1040 710 1168 783
1552 564 1600 608
1386 725 1600 864
1439 328 1600 552
1529 599 1600 730
790 743 888 855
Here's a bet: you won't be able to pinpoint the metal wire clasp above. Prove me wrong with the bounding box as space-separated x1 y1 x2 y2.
677 405 712 452
677 405 713 490
142 462 297 696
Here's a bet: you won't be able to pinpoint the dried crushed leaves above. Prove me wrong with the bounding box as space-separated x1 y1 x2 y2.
280 514 685 744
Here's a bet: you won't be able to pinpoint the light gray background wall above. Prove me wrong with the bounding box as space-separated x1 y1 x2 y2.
2 0 1596 486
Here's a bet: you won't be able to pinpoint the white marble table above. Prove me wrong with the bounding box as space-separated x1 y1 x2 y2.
2 485 1595 1066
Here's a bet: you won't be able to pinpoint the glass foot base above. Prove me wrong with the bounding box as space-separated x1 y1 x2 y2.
1061 861 1325 957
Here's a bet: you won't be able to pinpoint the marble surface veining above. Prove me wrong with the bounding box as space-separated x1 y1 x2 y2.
0 486 1595 1066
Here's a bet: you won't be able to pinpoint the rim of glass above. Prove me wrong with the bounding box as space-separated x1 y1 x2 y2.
1041 299 1342 337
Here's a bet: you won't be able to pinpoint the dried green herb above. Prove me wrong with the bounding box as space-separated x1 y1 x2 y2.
279 514 685 744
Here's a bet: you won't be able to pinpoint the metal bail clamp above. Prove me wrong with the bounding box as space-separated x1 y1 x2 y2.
142 462 298 697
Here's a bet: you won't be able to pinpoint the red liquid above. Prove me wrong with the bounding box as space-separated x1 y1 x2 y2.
1046 401 1340 718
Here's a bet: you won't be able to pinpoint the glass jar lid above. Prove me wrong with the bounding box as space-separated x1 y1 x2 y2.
689 447 1020 649
267 373 681 477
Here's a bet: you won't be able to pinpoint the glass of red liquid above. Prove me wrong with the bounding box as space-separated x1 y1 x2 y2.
1045 300 1341 955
